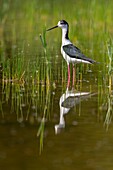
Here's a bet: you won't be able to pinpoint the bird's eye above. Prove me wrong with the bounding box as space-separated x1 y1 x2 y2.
60 22 64 25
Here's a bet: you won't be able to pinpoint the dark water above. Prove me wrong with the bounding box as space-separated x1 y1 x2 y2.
0 69 113 170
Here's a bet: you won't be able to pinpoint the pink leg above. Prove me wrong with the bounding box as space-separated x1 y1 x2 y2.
67 64 70 88
72 64 75 87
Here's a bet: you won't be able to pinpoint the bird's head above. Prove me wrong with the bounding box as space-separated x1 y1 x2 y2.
46 20 69 31
57 20 69 29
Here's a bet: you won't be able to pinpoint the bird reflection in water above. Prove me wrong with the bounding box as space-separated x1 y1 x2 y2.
55 87 93 134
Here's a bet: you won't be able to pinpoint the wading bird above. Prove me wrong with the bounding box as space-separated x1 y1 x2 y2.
47 20 96 87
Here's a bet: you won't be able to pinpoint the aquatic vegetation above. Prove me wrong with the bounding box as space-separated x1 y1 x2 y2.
103 37 113 130
0 0 113 155
40 28 47 53
37 84 51 154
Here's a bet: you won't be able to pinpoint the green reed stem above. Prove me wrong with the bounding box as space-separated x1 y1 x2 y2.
104 36 113 129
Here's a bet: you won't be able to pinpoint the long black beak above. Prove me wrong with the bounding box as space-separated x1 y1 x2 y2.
46 25 58 31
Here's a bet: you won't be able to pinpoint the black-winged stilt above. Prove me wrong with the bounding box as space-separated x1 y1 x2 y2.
47 20 96 87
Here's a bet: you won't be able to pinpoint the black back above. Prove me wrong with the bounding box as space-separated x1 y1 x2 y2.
63 44 95 63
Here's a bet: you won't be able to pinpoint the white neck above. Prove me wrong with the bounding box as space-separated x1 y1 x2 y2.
62 28 72 46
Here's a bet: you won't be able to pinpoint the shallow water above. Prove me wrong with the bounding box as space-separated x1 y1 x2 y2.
0 0 113 170
0 65 113 170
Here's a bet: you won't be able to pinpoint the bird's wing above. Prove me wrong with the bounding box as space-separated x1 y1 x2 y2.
63 44 95 63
